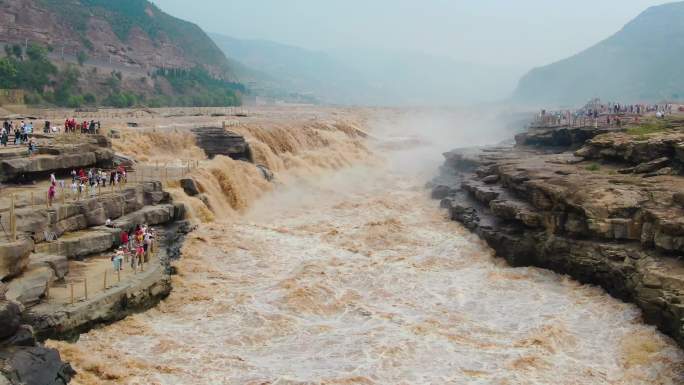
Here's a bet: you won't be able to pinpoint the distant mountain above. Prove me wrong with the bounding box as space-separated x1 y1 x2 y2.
330 49 522 106
211 33 522 106
514 1 684 105
211 34 368 104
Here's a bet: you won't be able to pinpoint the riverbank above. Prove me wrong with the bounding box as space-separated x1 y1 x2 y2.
0 123 195 384
45 108 684 384
433 116 684 349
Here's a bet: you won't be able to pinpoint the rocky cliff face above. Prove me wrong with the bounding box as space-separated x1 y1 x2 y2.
0 0 230 74
432 123 684 347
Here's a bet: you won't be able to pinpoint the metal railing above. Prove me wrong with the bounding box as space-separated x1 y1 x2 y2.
44 239 161 306
0 160 201 242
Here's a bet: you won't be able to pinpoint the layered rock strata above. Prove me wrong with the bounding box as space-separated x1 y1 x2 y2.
0 135 114 183
433 126 684 347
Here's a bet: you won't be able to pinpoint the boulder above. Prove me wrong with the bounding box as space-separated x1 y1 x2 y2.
191 127 252 161
256 165 274 182
0 346 75 385
431 185 452 200
0 240 34 281
673 192 684 207
143 181 166 205
173 203 186 221
0 301 21 339
633 157 670 174
643 167 674 178
180 178 200 196
28 254 68 280
1 325 35 347
482 175 499 184
6 266 54 306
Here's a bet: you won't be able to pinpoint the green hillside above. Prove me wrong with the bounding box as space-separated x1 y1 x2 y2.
39 0 230 71
514 1 684 105
0 0 244 108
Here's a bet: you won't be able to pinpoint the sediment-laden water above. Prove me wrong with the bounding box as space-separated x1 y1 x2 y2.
50 117 684 384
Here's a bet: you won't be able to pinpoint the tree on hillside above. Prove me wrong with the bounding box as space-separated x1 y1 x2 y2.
77 51 89 66
53 65 81 106
10 44 22 59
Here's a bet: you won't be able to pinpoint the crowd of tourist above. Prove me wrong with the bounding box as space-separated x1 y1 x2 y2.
1 120 37 154
535 99 677 128
63 118 101 134
68 166 127 197
0 118 101 147
44 166 128 207
0 118 101 158
111 224 156 272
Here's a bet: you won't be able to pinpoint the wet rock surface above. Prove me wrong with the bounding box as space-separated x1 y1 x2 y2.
433 126 684 347
191 127 252 161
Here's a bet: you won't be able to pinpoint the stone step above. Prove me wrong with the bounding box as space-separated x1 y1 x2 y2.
33 203 180 260
28 253 69 280
0 239 33 281
35 228 118 260
5 264 55 306
0 181 171 246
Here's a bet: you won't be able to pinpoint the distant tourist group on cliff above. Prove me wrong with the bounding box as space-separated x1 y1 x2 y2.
111 224 156 272
68 166 128 198
63 118 100 134
1 120 37 154
43 166 128 208
0 118 101 157
536 99 676 128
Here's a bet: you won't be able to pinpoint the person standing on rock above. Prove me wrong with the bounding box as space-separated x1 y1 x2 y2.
134 243 145 270
47 182 56 208
112 249 124 272
144 229 154 262
128 229 135 252
120 230 129 251
27 140 36 158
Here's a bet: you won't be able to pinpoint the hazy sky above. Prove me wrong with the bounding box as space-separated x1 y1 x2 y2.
154 0 670 71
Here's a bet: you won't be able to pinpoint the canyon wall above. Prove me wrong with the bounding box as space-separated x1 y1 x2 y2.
433 125 684 347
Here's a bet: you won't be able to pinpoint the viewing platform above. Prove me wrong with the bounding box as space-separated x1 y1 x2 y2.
0 128 191 341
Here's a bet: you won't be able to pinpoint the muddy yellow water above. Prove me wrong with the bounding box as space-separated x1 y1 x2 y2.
49 115 684 384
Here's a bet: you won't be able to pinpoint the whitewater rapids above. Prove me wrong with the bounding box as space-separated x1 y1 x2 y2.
50 113 684 384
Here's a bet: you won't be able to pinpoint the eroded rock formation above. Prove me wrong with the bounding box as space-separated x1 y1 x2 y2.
0 135 114 183
433 124 684 347
191 127 252 161
0 285 74 385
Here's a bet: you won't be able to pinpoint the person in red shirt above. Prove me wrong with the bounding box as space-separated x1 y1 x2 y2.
120 230 129 248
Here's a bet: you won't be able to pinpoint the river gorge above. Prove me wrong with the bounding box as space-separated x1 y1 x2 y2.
44 108 684 384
